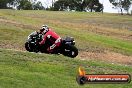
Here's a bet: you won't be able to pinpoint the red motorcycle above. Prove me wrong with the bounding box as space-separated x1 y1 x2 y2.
25 32 78 58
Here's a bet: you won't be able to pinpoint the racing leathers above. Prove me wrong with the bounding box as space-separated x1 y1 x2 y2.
39 29 62 53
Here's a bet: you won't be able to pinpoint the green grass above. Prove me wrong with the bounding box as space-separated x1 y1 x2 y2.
0 9 132 55
0 9 132 88
0 22 32 50
0 49 132 88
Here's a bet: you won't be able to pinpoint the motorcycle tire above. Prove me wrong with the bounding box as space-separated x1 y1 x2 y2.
25 42 32 52
63 45 78 58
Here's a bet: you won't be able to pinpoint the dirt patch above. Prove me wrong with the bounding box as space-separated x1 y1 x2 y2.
0 18 38 30
0 42 27 52
0 41 25 51
78 51 132 66
1 40 132 66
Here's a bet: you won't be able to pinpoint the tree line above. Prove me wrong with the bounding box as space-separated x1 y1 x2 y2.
0 0 104 12
0 0 132 14
52 0 132 14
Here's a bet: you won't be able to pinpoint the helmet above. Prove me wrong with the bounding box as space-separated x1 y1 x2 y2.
40 25 49 34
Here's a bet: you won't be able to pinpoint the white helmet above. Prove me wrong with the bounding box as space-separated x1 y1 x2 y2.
40 25 49 34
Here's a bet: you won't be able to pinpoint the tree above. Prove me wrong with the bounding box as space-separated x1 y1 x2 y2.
122 0 131 14
0 0 14 9
53 0 103 12
17 0 32 10
109 0 132 15
33 1 44 10
83 0 103 12
53 0 69 11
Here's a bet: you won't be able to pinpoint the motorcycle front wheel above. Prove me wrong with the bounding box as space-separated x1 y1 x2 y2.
25 42 39 53
25 42 32 52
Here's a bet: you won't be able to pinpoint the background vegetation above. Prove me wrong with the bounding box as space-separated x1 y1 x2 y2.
0 0 132 14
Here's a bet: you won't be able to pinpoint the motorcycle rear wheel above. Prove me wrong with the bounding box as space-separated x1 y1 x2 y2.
63 45 78 58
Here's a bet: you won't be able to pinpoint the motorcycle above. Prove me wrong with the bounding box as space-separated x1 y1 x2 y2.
25 32 78 58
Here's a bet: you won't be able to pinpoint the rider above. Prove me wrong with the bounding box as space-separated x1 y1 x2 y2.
39 25 62 53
